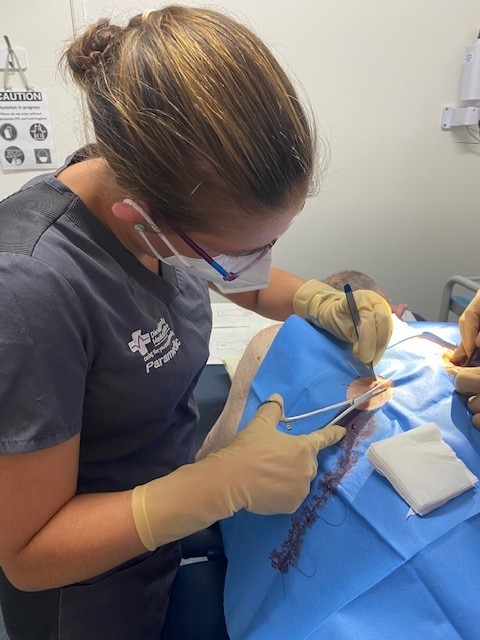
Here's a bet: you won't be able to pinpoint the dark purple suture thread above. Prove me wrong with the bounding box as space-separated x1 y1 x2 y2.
270 410 377 574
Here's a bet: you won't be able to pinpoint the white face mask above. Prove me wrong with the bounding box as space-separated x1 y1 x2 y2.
161 251 272 294
125 199 273 293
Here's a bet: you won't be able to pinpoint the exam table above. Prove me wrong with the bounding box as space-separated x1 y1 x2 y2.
220 317 480 640
164 317 480 640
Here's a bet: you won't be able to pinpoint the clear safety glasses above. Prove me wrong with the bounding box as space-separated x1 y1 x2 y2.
127 196 278 283
177 231 277 282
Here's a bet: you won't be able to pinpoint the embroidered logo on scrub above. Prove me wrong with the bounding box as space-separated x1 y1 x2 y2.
128 318 181 373
128 330 152 356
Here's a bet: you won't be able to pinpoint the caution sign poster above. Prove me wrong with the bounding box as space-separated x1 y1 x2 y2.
0 89 57 171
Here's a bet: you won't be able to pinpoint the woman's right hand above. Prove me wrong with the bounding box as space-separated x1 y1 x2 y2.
132 393 346 550
218 393 346 514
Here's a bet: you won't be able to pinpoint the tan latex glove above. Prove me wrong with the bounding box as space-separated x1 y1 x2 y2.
293 280 393 365
132 394 346 551
451 290 480 364
455 368 480 429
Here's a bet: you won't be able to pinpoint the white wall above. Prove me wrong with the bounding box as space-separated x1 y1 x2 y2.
2 1 480 320
1 1 87 197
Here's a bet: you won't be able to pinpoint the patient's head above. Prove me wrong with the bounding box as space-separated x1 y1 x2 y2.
322 269 408 320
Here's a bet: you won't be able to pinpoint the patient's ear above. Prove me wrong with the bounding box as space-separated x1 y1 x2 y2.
390 303 408 319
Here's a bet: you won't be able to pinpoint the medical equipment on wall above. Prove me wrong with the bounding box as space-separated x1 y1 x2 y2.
441 29 480 130
1 35 30 91
460 31 480 101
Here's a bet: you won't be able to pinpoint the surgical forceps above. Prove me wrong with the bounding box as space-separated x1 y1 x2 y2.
281 380 387 430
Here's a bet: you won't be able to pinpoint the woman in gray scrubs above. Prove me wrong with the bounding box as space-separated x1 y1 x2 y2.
0 6 392 639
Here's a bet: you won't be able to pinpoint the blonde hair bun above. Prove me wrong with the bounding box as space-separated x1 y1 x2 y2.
63 5 320 233
64 18 123 84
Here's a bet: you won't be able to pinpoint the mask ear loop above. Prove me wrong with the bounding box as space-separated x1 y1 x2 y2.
125 198 191 268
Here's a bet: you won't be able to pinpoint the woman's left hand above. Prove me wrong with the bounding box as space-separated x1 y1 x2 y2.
293 279 393 365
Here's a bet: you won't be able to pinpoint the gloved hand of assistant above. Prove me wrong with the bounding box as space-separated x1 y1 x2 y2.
449 292 480 429
450 290 480 365
131 393 346 550
293 280 393 365
454 368 480 430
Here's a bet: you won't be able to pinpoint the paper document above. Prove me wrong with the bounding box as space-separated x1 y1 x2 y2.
208 303 279 364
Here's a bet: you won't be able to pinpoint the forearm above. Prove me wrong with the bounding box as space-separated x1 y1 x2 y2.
197 324 282 460
196 362 250 460
219 267 306 321
196 417 237 460
7 490 145 592
254 268 306 319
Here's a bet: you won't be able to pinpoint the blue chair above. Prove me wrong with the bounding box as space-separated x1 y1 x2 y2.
161 365 231 640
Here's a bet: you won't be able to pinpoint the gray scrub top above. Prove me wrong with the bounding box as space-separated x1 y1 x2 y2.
0 168 212 492
0 161 214 639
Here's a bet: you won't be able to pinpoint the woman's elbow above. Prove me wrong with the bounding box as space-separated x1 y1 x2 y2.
1 561 56 592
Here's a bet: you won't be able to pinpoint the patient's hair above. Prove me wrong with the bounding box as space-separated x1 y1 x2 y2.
63 5 323 232
323 270 389 300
